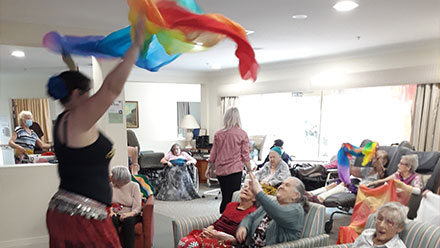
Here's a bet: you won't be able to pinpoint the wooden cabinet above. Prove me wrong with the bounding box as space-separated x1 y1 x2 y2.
195 159 208 183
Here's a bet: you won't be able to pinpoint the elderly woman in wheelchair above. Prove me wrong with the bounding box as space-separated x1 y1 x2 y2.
253 146 290 196
156 143 200 201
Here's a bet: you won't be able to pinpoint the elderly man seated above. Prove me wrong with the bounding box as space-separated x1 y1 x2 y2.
253 146 290 195
236 174 309 247
353 202 407 247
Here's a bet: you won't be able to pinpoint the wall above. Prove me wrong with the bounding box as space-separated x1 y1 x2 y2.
0 72 59 127
204 40 440 139
124 82 201 152
0 164 58 247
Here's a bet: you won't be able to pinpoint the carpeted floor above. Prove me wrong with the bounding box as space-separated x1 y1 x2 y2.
153 183 352 247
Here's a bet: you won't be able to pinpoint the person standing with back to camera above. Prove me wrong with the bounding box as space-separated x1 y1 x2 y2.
45 18 145 247
208 107 252 213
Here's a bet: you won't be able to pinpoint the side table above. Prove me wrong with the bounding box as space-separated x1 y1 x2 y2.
195 158 208 183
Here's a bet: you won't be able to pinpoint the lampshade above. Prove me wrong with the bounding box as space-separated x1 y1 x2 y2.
180 115 200 129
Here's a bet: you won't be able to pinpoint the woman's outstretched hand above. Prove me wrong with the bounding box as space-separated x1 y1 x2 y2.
248 172 262 195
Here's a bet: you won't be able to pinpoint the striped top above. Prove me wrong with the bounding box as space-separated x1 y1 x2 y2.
14 126 38 151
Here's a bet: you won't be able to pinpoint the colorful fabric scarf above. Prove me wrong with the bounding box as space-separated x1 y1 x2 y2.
131 174 155 200
337 179 413 244
43 0 259 81
337 142 377 185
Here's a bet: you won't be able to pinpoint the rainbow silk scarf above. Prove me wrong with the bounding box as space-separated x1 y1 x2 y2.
337 142 377 185
43 0 259 81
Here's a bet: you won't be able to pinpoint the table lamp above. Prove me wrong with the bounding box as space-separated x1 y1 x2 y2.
180 114 200 149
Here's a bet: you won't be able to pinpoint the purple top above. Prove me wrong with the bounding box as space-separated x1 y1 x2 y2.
394 172 423 189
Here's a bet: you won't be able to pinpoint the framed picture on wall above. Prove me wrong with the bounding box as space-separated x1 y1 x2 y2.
125 101 139 128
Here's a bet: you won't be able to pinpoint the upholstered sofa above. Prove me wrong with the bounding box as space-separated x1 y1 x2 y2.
172 193 329 248
323 212 440 248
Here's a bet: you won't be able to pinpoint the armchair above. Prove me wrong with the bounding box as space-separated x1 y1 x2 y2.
127 130 164 169
323 212 440 248
132 196 154 248
172 191 329 248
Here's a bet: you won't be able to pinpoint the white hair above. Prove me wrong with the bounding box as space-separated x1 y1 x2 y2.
223 107 242 130
402 154 419 173
111 166 131 186
377 202 408 228
18 111 32 126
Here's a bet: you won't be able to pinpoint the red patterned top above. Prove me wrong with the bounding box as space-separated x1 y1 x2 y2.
213 202 257 236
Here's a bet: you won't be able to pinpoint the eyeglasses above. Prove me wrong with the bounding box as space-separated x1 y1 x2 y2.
376 215 396 227
399 161 409 166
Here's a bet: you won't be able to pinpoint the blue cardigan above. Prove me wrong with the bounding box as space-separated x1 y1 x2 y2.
239 191 305 246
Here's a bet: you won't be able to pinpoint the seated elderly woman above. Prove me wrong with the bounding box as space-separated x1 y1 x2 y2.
110 166 142 248
178 182 257 248
353 201 407 247
236 174 308 247
9 110 51 162
253 146 290 195
367 154 423 195
157 143 200 201
308 150 389 203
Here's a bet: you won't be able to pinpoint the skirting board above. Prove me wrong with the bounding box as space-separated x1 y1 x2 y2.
0 236 48 248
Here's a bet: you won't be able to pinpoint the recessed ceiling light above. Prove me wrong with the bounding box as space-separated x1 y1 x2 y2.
246 30 255 35
333 1 359 12
292 14 308 20
11 50 25 58
195 42 204 46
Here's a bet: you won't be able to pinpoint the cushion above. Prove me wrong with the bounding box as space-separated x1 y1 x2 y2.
323 192 356 208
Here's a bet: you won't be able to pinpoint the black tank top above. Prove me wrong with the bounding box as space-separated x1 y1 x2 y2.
54 111 114 205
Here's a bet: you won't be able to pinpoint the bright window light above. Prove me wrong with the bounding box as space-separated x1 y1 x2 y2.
236 85 416 160
11 50 25 58
333 1 359 12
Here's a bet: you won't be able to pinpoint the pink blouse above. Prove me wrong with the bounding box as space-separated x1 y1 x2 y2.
164 151 196 164
209 127 250 176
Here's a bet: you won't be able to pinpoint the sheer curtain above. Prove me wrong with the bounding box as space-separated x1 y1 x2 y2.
411 83 440 151
220 96 238 116
177 102 190 137
12 98 52 143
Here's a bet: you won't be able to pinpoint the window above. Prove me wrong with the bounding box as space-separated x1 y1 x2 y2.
319 85 416 158
237 92 321 159
236 85 416 160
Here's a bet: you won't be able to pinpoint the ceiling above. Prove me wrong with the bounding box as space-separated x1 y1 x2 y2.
1 0 439 73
